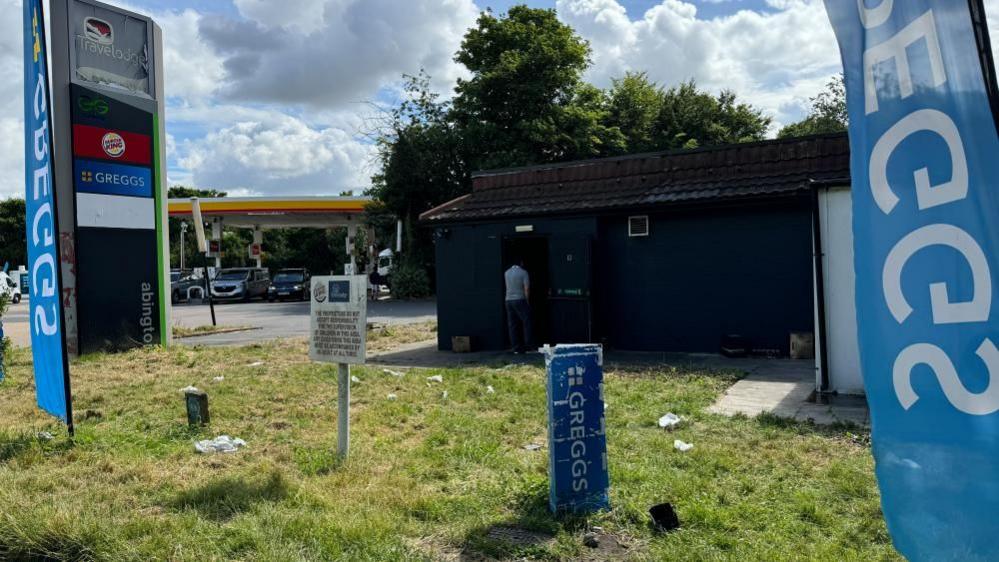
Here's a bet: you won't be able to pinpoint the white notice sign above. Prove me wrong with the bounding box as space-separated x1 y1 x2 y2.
309 276 367 364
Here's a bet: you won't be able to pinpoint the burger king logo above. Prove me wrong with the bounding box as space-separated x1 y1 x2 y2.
101 132 125 158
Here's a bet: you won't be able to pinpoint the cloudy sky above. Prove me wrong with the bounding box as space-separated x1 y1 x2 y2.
0 0 996 199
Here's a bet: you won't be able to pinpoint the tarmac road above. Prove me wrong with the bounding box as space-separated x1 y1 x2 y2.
173 297 437 346
2 298 437 348
1 301 29 348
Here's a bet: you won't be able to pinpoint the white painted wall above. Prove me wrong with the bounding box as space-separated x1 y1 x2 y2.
816 187 865 395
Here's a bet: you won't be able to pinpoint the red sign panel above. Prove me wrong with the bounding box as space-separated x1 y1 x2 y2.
72 124 151 166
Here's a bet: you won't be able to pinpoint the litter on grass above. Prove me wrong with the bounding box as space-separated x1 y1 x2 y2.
387 394 398 401
523 443 542 451
658 413 682 430
212 376 224 383
195 435 247 454
442 391 449 400
248 361 265 368
179 385 199 394
351 376 360 383
486 385 495 394
383 369 404 378
674 440 694 452
36 431 53 441
427 375 443 383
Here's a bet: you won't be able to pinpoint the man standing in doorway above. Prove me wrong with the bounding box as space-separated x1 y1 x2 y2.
505 258 533 354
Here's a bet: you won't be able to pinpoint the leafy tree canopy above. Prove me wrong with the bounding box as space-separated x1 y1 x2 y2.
778 75 847 139
0 198 26 268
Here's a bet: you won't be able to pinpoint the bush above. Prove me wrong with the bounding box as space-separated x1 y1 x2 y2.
390 262 431 300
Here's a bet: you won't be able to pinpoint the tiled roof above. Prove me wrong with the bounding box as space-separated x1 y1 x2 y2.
420 132 850 223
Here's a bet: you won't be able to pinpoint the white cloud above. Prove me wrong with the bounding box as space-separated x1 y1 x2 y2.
201 0 478 108
559 0 842 131
177 111 378 195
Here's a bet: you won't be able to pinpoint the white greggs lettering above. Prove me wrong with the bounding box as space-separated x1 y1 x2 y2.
860 2 999 415
29 74 59 337
93 172 145 187
567 366 589 492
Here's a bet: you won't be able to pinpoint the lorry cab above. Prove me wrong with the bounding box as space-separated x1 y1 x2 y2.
377 249 393 278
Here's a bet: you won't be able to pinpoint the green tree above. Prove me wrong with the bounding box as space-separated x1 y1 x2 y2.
0 198 26 268
778 75 847 138
452 6 599 169
654 81 771 150
605 72 665 154
370 72 465 272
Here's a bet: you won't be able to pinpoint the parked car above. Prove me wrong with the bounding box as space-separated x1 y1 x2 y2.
0 272 20 304
171 269 207 303
268 268 310 301
210 268 270 301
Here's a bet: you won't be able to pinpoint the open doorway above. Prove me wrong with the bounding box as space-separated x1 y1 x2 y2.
502 236 550 347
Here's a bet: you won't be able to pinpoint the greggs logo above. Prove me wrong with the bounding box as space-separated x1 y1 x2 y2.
101 132 125 158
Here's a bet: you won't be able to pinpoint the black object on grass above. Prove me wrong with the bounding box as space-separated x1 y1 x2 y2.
649 503 681 532
185 389 210 426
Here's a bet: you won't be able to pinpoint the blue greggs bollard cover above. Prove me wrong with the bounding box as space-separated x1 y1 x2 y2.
544 344 609 514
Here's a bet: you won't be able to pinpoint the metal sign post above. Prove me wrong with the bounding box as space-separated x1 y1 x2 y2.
191 198 216 326
309 276 367 460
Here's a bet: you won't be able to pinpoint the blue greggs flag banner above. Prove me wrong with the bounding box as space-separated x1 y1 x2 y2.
825 1 999 558
23 0 72 425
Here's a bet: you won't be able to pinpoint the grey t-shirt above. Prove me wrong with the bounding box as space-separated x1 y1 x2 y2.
505 265 530 301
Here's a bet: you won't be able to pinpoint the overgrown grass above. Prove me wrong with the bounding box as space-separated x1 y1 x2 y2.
367 322 437 353
0 342 899 561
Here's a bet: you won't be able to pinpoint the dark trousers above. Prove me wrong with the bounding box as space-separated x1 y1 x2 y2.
506 299 534 352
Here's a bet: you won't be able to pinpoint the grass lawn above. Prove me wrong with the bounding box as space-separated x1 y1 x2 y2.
0 341 899 561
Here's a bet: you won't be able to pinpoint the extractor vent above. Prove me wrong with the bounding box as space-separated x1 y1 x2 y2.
628 215 649 237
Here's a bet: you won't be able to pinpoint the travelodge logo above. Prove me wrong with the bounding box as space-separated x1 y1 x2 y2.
83 17 113 46
101 132 125 158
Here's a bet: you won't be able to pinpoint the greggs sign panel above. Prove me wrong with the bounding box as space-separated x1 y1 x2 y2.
825 1 999 559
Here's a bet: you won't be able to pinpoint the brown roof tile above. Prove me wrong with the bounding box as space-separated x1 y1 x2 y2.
420 133 850 223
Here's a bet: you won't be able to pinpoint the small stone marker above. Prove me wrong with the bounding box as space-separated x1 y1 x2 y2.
185 389 210 426
544 344 609 514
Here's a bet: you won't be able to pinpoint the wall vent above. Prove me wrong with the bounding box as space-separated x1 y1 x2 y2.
628 215 650 237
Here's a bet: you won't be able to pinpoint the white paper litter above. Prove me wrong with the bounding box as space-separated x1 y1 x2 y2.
523 443 542 451
179 385 199 394
442 391 449 400
383 369 404 378
427 375 443 383
674 440 694 452
486 385 495 394
247 361 265 368
195 435 247 454
212 376 225 383
351 376 360 383
387 394 398 401
36 431 53 441
658 413 682 430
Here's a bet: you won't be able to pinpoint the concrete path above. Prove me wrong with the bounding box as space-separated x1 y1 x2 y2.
707 360 869 427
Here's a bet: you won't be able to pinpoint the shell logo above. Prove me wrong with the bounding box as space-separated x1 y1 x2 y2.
101 132 126 158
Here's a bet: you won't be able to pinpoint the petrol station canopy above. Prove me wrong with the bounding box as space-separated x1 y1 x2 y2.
168 196 372 229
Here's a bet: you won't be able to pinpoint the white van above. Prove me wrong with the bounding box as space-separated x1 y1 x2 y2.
0 272 20 304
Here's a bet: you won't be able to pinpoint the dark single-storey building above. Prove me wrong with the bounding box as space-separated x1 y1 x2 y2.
422 133 858 389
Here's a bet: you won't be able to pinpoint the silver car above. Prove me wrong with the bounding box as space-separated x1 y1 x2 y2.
210 268 270 301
